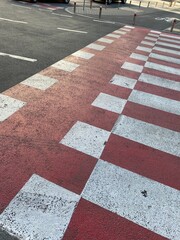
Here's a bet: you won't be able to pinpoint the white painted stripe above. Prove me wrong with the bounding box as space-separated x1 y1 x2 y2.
145 61 180 75
156 41 180 49
87 43 105 51
0 17 27 24
136 46 152 53
11 4 31 9
149 52 180 64
72 50 94 59
139 73 180 91
130 53 148 61
97 37 114 44
91 93 127 114
129 89 180 115
144 36 158 42
57 27 87 34
82 159 180 240
115 30 126 34
121 62 143 73
141 41 155 46
21 74 58 90
52 60 79 72
148 33 159 37
160 33 180 40
112 115 180 157
0 174 80 240
124 25 134 29
60 121 110 158
93 20 115 24
121 28 131 31
0 52 37 62
106 33 120 39
158 37 180 44
153 46 180 56
110 74 137 89
0 94 26 122
150 30 161 34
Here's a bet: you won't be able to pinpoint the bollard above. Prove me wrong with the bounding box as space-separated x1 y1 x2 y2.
90 0 92 9
129 0 132 7
133 13 136 25
147 1 150 7
155 2 158 7
139 1 141 7
99 6 102 19
83 0 85 11
74 2 76 13
162 2 165 7
170 19 176 32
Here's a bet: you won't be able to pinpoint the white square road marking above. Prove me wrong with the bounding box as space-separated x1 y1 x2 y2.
121 28 131 32
106 33 120 39
72 50 94 59
141 41 155 46
144 36 158 42
0 174 80 240
130 53 148 61
112 115 180 157
110 74 137 89
121 62 144 73
136 46 152 53
145 61 180 75
91 93 127 114
52 60 79 72
148 33 159 38
129 89 180 115
139 73 180 91
82 160 180 240
87 43 105 51
60 121 110 158
114 30 126 35
21 74 58 90
124 25 134 29
0 94 26 122
97 37 114 44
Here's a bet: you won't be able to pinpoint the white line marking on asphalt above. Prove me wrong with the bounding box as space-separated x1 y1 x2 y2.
106 33 120 38
52 13 72 18
114 30 126 35
93 20 115 24
0 94 26 122
0 174 80 240
97 37 114 44
130 53 148 61
87 43 105 51
149 52 180 64
153 46 180 56
145 61 180 75
148 33 159 37
156 41 180 49
121 62 144 73
72 50 94 59
121 28 131 31
129 89 180 115
144 36 158 42
52 60 79 72
124 25 134 29
60 121 110 158
112 115 180 157
21 74 58 90
0 17 27 24
57 27 87 34
141 41 155 46
92 93 127 114
136 46 152 52
139 73 180 91
158 37 180 44
160 33 180 40
110 74 137 89
150 30 161 34
11 4 31 9
0 52 37 62
82 159 180 239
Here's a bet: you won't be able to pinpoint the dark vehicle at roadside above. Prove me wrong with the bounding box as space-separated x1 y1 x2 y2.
16 0 70 3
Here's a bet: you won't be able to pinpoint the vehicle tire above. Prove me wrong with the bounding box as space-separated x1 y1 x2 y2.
64 0 70 3
107 0 112 4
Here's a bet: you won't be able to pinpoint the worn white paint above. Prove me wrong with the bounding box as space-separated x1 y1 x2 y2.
112 115 180 157
86 43 105 51
129 89 180 115
156 41 180 49
121 28 131 31
72 50 94 59
114 30 126 34
0 94 26 122
144 36 158 42
153 46 180 56
148 33 159 37
149 53 180 64
0 174 80 240
150 30 161 34
160 33 180 40
145 61 180 75
106 33 120 39
121 62 144 73
57 27 87 34
158 37 180 44
21 74 58 90
139 73 180 91
124 25 134 29
60 121 110 158
52 60 79 72
110 74 137 89
141 41 155 46
130 53 148 61
97 38 114 44
82 159 180 240
91 93 127 114
0 52 37 62
0 17 27 24
136 46 152 53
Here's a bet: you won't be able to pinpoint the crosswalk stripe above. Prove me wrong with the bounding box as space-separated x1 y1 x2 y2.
129 89 180 115
144 36 158 42
121 62 143 73
52 60 79 72
158 37 180 44
136 46 152 52
149 52 180 64
107 33 120 39
97 37 114 44
156 41 180 49
153 46 180 56
130 53 148 61
160 33 180 40
110 74 137 89
112 115 180 157
72 50 95 59
141 41 155 46
87 43 105 51
145 61 180 75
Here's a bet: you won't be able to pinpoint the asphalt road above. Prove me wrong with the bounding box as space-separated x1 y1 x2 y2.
0 0 122 93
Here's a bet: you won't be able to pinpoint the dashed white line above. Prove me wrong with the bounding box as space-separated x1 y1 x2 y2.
0 17 27 24
0 52 37 62
57 27 87 34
